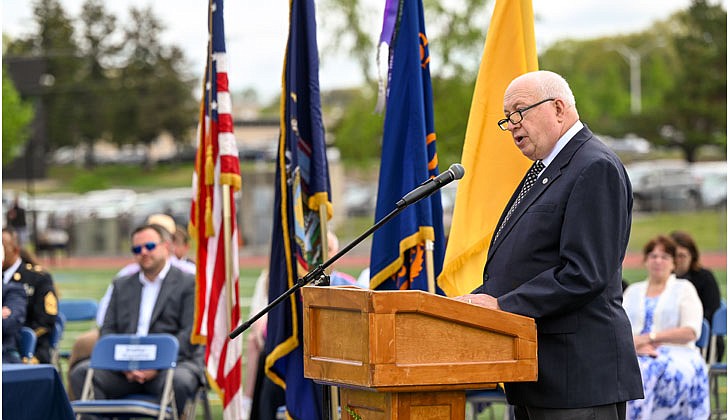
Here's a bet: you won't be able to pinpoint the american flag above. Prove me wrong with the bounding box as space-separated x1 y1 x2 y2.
189 0 243 418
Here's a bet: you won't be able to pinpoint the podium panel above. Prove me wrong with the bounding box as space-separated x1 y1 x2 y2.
340 388 465 420
302 286 537 416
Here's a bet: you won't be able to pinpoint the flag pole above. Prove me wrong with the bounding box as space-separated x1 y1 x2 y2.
425 239 435 293
317 206 340 420
222 184 233 331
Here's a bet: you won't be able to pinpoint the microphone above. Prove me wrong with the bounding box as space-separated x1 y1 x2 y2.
396 163 465 208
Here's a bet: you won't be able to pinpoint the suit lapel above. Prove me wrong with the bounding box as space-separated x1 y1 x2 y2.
127 280 142 333
486 127 592 262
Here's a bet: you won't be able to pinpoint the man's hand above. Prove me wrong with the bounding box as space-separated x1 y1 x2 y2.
2 306 11 319
453 294 501 310
125 369 159 384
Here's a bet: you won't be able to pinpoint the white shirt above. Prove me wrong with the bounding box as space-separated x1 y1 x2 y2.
3 259 21 285
538 120 584 176
135 262 171 336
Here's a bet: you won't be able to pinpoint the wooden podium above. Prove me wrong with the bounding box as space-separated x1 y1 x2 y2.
302 286 537 419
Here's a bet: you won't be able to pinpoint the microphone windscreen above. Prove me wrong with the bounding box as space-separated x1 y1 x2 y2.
449 163 465 180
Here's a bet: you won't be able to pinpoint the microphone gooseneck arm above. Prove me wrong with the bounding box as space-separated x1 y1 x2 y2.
228 163 466 340
229 203 406 339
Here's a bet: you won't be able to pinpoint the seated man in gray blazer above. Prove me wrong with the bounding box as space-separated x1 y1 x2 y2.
69 224 204 414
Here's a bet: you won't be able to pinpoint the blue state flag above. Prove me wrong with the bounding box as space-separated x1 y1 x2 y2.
369 0 446 291
264 0 331 417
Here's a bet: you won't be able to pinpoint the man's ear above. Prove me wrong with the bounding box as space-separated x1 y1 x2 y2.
553 98 567 122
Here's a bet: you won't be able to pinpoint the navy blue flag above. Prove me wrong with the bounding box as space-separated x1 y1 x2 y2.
264 0 330 417
369 0 446 291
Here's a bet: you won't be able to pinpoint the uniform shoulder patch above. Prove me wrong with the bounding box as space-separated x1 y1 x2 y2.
44 292 58 316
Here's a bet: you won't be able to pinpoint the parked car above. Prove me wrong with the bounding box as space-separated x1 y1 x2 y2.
343 183 377 217
627 161 702 212
691 161 727 209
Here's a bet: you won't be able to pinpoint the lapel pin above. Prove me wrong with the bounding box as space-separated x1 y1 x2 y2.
542 178 549 184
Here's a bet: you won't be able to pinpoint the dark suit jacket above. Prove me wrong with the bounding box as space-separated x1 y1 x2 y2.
2 281 27 357
101 265 204 379
477 126 643 408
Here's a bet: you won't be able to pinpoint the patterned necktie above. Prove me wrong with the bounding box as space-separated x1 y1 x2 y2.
493 160 545 242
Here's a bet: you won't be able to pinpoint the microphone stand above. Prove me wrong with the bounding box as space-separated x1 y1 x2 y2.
229 202 409 340
227 172 457 420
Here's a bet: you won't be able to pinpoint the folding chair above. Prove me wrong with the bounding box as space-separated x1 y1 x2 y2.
183 380 212 420
58 299 98 322
51 312 66 371
70 333 180 420
57 299 98 365
709 301 727 419
466 385 511 420
17 326 38 363
697 318 710 359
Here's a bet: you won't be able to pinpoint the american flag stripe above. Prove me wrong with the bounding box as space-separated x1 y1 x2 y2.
190 0 242 418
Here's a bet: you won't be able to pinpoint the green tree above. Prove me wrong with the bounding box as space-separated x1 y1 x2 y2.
6 0 83 156
539 34 676 137
2 67 34 164
319 0 492 167
74 0 119 167
110 6 196 167
638 0 727 162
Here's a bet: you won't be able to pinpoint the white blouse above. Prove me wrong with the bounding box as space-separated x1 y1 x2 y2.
622 274 703 349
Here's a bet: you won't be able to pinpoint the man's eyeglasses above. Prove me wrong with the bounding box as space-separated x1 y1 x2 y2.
497 98 555 131
131 242 159 255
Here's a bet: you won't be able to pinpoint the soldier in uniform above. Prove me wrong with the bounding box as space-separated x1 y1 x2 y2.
2 228 58 363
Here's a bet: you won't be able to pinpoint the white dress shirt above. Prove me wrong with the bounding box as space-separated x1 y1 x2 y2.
3 259 21 285
135 262 171 336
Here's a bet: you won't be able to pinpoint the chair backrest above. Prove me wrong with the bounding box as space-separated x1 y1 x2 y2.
58 299 98 322
709 301 727 364
712 301 727 336
697 318 710 352
89 334 179 371
17 326 37 361
51 312 66 349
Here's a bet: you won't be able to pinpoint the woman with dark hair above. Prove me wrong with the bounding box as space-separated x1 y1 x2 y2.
670 230 723 361
623 235 709 419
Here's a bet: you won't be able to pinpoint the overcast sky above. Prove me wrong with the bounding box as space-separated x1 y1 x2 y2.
3 0 726 101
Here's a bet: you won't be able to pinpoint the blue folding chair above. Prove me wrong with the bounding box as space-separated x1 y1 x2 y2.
17 326 37 363
51 312 66 372
71 333 180 420
697 318 710 358
57 299 98 363
58 299 98 322
709 301 727 419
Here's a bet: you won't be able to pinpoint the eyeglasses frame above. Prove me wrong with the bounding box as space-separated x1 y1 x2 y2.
497 98 556 131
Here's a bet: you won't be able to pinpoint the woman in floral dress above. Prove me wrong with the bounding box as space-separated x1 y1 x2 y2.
622 235 709 419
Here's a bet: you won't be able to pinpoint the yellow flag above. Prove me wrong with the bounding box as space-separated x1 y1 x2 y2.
438 0 538 296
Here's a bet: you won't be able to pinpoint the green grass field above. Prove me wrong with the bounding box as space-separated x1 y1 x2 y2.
47 208 726 419
53 263 726 419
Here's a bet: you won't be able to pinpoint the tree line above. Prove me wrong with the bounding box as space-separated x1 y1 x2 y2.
3 0 196 168
327 0 726 166
3 0 725 171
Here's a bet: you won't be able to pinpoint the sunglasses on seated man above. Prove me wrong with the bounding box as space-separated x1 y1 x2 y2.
131 242 159 254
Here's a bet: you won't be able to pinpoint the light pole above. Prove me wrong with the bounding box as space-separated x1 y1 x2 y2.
612 46 643 114
608 40 665 115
